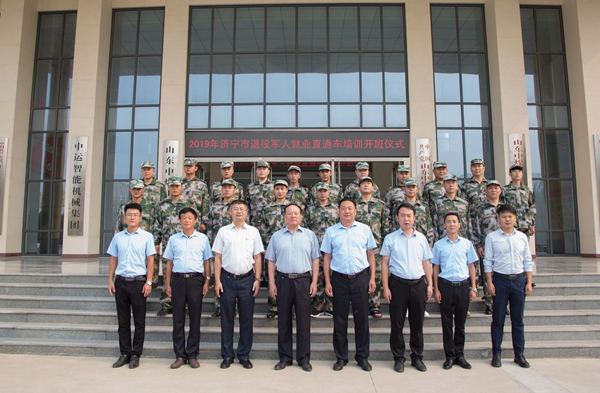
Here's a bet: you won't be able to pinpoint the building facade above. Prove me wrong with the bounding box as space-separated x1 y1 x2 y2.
0 0 598 257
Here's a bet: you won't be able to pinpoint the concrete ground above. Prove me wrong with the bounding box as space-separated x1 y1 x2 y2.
0 354 597 393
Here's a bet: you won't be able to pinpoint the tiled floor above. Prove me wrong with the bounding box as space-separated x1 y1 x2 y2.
0 255 599 275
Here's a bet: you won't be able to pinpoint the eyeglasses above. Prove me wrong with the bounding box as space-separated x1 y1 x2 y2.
125 213 141 218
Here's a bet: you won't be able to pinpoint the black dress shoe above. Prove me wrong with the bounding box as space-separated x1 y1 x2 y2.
393 360 405 373
485 306 493 315
157 308 171 317
112 354 130 368
443 358 453 370
301 362 312 372
411 358 427 372
212 307 221 317
357 360 372 372
514 354 530 368
274 360 292 370
333 359 347 371
454 357 472 369
129 355 139 369
220 358 234 369
266 310 278 319
491 353 502 368
240 359 253 369
188 358 200 369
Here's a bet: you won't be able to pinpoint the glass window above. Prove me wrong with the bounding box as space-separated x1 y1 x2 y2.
330 54 359 103
331 105 360 127
213 8 234 53
458 7 485 52
234 54 264 103
329 7 358 52
190 8 212 53
188 106 209 128
361 7 381 52
234 105 264 128
134 107 159 129
212 55 233 103
385 105 407 128
298 105 327 127
382 6 404 52
112 11 138 56
266 54 295 103
431 7 457 52
539 55 567 104
104 132 132 179
298 7 327 51
139 10 164 55
188 55 211 104
135 57 162 105
109 57 136 106
536 9 563 53
437 129 465 178
38 14 64 58
384 54 406 103
33 60 60 108
267 7 295 52
434 54 460 103
298 54 327 103
236 8 264 52
361 54 383 103
266 105 296 127
362 105 384 128
461 54 488 103
211 106 232 128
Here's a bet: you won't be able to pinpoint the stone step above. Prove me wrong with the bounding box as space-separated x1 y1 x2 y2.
532 273 600 284
0 337 598 361
529 283 600 296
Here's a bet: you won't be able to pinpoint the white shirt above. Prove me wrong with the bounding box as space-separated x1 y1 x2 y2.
212 223 264 275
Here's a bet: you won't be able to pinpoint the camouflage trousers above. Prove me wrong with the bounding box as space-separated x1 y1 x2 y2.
264 258 277 312
312 255 333 313
210 259 220 311
149 254 159 284
159 257 171 311
477 259 492 306
368 252 382 311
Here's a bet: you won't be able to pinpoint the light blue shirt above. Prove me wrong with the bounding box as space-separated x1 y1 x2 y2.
163 230 213 274
432 236 478 282
266 226 320 274
483 229 533 274
107 228 155 278
380 229 433 280
321 221 376 275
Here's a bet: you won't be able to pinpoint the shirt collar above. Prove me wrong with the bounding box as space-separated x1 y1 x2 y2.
181 230 198 239
283 226 304 234
399 228 416 238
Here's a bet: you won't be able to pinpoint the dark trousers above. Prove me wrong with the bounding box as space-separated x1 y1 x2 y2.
220 272 255 360
491 274 526 355
439 279 470 359
171 274 205 360
276 274 311 365
389 275 427 361
115 279 147 357
331 269 370 362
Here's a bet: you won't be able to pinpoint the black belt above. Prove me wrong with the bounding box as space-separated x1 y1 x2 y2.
494 272 525 280
172 272 203 278
277 271 311 279
332 268 368 279
391 274 425 286
116 275 146 282
222 268 253 280
439 277 470 287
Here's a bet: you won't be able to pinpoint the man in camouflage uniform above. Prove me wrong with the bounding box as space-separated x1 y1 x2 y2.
355 177 389 318
402 178 435 247
115 179 160 286
260 180 291 318
431 174 471 243
141 161 167 205
309 163 343 205
344 162 381 201
181 158 209 232
246 160 274 228
473 180 504 314
305 182 340 316
461 158 488 221
154 176 202 316
210 161 244 203
504 164 536 239
384 165 409 227
421 161 447 210
206 180 237 317
286 165 309 212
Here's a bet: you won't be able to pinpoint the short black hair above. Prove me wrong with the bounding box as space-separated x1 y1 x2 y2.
444 211 460 222
284 203 302 214
230 200 247 210
178 207 198 219
124 203 142 215
338 197 356 209
496 204 517 216
395 202 415 216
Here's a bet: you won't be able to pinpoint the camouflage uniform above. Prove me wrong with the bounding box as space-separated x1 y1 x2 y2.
385 185 405 233
461 177 488 221
421 180 445 209
154 197 201 311
287 185 309 212
405 200 435 248
143 178 167 205
246 180 274 228
210 179 244 203
355 197 388 312
182 176 209 226
503 183 536 237
309 182 343 206
344 180 381 201
305 202 340 313
431 195 471 243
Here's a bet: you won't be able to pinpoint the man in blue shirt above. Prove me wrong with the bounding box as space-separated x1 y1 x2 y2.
322 198 376 372
107 203 156 369
484 204 534 369
432 212 478 370
381 202 433 373
267 203 320 372
164 207 213 369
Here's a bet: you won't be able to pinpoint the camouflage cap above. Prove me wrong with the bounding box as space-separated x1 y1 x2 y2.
356 162 369 170
255 160 270 168
129 179 145 189
470 158 484 165
183 158 197 166
403 177 418 187
433 161 447 168
319 163 332 171
274 179 289 188
315 182 330 191
397 165 410 172
486 180 501 187
166 176 183 186
443 173 458 182
288 165 301 173
510 163 524 171
140 161 155 169
220 161 234 168
221 179 235 186
358 176 373 185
